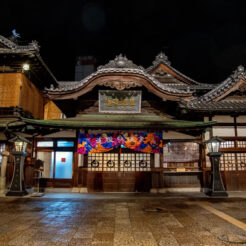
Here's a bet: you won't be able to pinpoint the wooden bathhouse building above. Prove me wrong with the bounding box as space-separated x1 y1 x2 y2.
0 34 246 193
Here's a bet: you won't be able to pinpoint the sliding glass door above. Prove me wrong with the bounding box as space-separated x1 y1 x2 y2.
37 151 73 179
55 151 73 179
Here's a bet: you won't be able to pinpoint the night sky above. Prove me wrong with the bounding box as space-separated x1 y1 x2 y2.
2 0 246 83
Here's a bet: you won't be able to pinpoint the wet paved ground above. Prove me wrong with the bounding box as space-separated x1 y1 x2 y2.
0 193 246 245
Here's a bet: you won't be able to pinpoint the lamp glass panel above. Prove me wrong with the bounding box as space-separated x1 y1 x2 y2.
215 142 220 152
15 141 24 152
208 142 212 153
0 143 5 163
211 142 220 153
23 142 28 152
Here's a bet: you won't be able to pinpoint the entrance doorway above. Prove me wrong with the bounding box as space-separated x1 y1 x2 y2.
35 139 75 187
86 148 153 192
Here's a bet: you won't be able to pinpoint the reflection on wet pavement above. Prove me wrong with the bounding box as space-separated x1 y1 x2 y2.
0 194 246 245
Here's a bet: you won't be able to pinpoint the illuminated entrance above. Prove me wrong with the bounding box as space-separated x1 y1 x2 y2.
86 148 153 192
79 132 161 192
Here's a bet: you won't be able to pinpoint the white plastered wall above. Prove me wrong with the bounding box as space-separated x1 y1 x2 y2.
162 130 198 140
212 115 234 123
236 116 246 123
206 115 236 168
212 115 235 137
212 126 235 137
237 126 246 136
236 116 246 136
37 130 76 138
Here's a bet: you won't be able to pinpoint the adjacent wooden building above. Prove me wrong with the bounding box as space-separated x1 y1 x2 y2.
0 35 246 192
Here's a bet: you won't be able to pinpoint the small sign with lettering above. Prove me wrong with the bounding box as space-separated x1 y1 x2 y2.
99 90 141 113
177 167 186 172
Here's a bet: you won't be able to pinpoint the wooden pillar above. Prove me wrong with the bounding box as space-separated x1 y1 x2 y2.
73 151 78 187
201 133 208 189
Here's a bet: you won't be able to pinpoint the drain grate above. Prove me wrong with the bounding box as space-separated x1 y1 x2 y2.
143 207 166 213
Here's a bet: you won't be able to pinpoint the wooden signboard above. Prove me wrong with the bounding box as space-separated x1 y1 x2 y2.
99 90 141 113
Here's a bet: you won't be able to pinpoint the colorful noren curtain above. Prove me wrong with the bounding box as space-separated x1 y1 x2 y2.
78 132 162 154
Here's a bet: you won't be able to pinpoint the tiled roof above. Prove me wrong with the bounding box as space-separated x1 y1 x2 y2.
179 65 246 112
181 99 246 113
0 35 39 53
164 84 216 91
195 65 246 103
56 81 81 90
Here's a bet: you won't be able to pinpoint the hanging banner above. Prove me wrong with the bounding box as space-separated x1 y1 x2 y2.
78 132 163 154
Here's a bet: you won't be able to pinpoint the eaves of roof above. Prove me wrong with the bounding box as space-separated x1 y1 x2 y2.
21 116 216 129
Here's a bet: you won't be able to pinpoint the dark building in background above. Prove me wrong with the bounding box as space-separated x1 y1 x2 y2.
75 56 96 81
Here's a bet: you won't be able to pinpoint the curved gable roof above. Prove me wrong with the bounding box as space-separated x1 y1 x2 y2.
180 65 246 113
46 55 192 101
195 65 246 102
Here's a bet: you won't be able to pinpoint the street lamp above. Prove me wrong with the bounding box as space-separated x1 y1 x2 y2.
6 135 30 196
205 136 228 197
22 63 30 71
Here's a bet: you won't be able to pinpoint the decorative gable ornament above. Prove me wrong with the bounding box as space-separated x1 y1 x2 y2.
97 54 144 70
146 52 171 72
231 65 245 80
153 52 171 66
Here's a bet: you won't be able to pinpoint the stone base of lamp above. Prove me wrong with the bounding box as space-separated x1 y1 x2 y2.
206 189 228 197
6 190 28 196
6 152 28 197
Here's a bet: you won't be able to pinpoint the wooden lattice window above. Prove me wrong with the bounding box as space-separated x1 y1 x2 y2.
120 153 135 172
88 153 103 171
220 141 235 148
136 153 151 171
220 153 236 171
88 152 151 172
237 141 246 148
103 153 118 172
236 153 246 171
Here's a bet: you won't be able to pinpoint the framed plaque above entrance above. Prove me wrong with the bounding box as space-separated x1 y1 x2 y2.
99 90 141 113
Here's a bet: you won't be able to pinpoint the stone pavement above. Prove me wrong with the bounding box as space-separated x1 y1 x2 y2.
0 193 246 245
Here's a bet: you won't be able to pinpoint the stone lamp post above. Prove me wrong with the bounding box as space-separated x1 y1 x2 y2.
0 150 10 195
205 136 228 197
6 135 30 196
